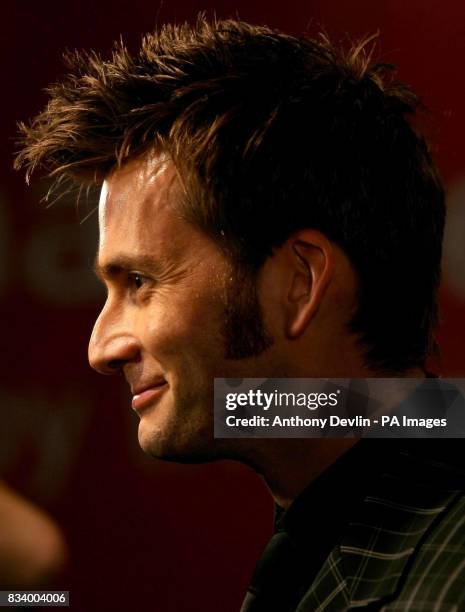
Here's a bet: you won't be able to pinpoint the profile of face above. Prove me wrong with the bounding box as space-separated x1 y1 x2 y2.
88 153 277 462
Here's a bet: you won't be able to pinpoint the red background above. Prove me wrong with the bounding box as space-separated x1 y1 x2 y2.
1 2 465 611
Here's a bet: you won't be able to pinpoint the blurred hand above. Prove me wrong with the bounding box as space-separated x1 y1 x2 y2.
0 481 68 587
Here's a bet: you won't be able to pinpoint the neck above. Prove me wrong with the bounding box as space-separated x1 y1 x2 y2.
237 438 358 509
232 367 427 509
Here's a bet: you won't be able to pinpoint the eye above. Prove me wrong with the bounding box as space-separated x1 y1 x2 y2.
129 273 147 290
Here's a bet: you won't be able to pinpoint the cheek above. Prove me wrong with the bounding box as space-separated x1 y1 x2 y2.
138 292 225 362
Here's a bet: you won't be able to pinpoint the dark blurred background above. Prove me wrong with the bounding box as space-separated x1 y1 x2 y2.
1 1 464 611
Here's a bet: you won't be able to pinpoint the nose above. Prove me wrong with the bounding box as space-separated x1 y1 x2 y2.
88 302 140 375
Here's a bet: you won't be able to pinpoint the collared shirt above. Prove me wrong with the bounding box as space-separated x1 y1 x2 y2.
241 439 402 611
241 381 465 611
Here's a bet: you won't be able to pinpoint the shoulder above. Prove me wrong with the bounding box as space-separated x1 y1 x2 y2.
295 441 465 611
384 493 465 610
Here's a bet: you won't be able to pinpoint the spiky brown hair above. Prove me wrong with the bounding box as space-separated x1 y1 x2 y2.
15 16 445 373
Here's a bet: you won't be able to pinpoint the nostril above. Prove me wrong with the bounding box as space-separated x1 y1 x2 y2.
89 335 141 375
107 359 125 372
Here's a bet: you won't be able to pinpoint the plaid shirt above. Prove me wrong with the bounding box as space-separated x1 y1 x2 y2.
241 440 465 611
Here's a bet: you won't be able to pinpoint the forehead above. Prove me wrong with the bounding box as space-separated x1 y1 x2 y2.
98 153 184 255
99 152 177 230
96 153 225 270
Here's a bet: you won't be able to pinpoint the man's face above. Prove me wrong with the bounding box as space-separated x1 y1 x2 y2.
89 153 275 461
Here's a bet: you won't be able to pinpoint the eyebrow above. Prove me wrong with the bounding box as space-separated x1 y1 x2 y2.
93 254 164 281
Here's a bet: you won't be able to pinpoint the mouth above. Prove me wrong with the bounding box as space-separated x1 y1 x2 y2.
132 381 169 412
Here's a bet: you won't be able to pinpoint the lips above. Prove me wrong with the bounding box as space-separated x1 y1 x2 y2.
131 380 168 412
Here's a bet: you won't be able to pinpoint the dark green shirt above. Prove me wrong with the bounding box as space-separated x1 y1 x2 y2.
242 438 465 611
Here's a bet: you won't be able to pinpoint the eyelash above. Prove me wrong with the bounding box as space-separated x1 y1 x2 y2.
128 273 148 291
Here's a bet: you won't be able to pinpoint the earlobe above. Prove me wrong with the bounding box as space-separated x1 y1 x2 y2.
286 235 334 339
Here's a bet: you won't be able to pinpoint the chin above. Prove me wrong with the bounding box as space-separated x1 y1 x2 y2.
137 419 223 464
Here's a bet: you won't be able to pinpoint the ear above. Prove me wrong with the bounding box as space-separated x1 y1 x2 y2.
285 230 334 339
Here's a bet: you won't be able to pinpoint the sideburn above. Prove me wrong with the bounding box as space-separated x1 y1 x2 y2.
222 265 275 359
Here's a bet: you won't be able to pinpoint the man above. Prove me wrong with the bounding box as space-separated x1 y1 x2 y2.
15 17 465 611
